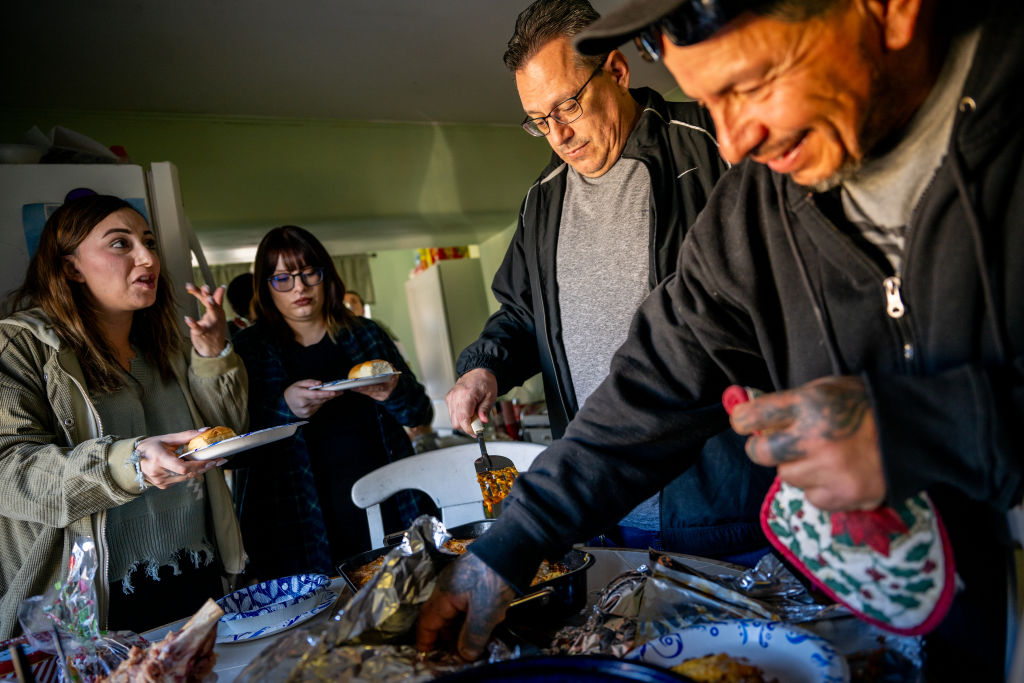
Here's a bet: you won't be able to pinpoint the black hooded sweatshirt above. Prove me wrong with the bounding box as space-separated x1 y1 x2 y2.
472 0 1023 677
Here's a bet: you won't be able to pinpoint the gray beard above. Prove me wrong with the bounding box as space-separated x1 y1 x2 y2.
808 157 864 193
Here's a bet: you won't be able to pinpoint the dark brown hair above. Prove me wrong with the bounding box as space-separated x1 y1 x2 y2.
251 225 354 346
8 194 182 393
504 0 608 73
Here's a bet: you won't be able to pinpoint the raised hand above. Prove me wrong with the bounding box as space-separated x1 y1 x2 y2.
729 376 886 511
184 283 229 358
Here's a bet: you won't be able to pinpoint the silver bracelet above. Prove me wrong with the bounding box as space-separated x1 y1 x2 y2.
129 437 147 490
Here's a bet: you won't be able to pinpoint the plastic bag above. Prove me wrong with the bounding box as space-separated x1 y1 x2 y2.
17 537 141 681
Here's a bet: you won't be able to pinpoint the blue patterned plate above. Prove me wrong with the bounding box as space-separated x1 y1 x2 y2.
627 619 849 683
217 573 329 629
215 590 335 643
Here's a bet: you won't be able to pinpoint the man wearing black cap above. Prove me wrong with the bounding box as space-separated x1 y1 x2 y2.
419 0 1023 676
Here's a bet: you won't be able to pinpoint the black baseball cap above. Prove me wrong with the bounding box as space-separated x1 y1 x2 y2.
574 0 761 56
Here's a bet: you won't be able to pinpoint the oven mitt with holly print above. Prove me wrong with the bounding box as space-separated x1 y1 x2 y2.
761 478 955 634
721 384 955 635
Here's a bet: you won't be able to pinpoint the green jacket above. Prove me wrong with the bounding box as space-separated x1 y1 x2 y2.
0 308 248 638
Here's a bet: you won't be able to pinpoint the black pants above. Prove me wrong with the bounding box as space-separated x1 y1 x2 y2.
107 554 224 634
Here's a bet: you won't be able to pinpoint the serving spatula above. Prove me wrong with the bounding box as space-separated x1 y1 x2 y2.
471 418 518 518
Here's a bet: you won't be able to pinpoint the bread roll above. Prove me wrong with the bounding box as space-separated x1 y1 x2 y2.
348 359 395 379
187 426 237 451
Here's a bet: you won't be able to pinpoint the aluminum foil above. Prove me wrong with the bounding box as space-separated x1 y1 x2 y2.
236 516 513 682
549 569 647 658
547 548 921 680
638 550 847 638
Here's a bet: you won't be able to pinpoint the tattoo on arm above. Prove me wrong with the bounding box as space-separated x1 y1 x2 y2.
808 377 869 441
761 378 868 464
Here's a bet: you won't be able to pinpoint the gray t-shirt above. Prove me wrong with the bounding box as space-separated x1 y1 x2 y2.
557 158 651 406
841 28 980 272
556 157 660 530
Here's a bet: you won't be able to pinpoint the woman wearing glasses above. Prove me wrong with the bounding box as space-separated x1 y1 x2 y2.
232 225 433 579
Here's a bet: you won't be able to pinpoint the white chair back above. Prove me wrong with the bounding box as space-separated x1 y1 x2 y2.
350 441 546 548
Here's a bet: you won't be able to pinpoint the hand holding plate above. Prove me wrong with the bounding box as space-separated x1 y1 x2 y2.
284 379 338 418
350 372 399 401
136 429 225 489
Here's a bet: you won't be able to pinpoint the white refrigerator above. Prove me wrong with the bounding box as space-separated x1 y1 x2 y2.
404 258 491 432
0 161 214 324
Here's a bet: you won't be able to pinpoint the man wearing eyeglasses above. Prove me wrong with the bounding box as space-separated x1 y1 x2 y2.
447 0 772 561
421 0 1022 677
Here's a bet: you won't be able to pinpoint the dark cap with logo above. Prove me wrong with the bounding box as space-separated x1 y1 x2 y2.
574 0 766 56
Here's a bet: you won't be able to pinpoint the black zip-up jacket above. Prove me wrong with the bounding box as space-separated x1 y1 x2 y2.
458 88 773 555
457 87 726 436
472 1 1022 676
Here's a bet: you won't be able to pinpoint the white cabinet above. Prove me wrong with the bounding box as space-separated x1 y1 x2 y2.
405 259 490 431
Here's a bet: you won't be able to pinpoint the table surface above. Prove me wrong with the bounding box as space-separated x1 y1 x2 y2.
142 547 889 682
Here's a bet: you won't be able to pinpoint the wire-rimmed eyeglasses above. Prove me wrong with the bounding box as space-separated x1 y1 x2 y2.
521 65 603 137
268 266 324 292
633 0 730 63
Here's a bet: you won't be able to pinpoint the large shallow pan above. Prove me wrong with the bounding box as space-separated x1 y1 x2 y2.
337 519 594 618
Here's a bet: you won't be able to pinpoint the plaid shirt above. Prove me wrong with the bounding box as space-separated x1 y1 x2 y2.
233 316 432 574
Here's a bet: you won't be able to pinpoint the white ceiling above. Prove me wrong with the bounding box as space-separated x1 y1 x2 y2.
5 0 680 124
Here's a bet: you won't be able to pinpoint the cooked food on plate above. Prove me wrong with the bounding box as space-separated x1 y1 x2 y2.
349 537 568 589
186 425 237 451
348 359 395 379
671 653 775 683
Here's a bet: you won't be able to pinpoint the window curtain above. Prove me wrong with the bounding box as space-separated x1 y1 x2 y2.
192 254 374 311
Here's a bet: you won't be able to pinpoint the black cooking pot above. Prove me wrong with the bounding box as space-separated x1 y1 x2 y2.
337 519 594 618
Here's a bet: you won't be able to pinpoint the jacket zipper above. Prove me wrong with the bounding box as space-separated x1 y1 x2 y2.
57 353 112 628
806 199 919 373
882 275 915 369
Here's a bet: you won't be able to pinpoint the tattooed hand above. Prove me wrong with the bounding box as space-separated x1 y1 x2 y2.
729 376 886 511
416 552 517 661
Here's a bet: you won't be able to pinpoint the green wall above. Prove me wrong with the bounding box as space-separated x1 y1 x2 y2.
477 222 517 314
1 107 541 399
0 108 550 246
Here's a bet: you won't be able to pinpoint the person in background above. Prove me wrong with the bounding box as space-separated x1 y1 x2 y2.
419 0 1023 677
344 289 405 356
0 194 247 637
342 290 366 317
232 226 435 580
226 272 255 339
446 0 771 559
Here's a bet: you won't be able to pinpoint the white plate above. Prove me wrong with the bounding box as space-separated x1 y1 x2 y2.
179 422 308 461
310 371 400 392
215 590 335 643
627 619 849 683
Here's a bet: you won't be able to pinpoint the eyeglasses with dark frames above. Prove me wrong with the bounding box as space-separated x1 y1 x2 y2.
521 65 604 137
633 0 731 63
267 266 324 292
